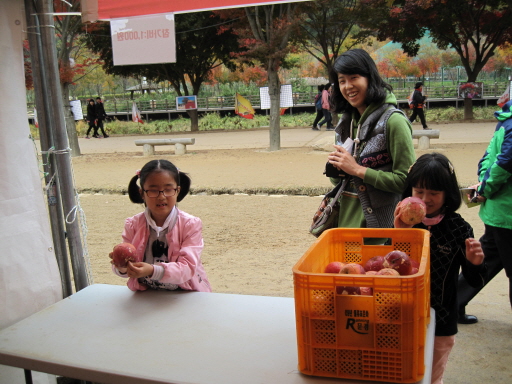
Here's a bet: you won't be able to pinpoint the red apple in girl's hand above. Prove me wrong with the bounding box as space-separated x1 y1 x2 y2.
383 250 413 275
324 261 346 274
397 197 427 225
110 242 137 268
340 263 366 275
364 256 385 272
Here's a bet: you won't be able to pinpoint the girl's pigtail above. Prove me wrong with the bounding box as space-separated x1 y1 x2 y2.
127 173 144 204
177 171 191 202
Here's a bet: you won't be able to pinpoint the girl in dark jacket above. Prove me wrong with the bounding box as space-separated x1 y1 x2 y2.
85 99 98 138
395 153 486 384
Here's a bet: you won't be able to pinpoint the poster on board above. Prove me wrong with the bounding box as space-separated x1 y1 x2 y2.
176 96 197 110
457 82 483 99
259 84 293 109
69 100 84 120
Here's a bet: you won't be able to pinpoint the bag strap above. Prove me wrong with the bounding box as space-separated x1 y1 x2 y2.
325 177 349 201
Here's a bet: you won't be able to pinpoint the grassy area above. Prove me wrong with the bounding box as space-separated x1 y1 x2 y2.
29 106 499 139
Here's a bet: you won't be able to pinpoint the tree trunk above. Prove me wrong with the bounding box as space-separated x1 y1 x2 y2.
463 72 477 120
61 83 81 157
188 109 199 131
268 65 281 151
463 98 474 120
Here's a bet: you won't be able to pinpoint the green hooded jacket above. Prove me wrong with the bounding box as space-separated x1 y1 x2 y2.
477 100 512 230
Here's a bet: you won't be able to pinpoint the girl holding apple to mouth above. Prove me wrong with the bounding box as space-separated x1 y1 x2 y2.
109 159 211 292
325 49 416 229
395 153 486 384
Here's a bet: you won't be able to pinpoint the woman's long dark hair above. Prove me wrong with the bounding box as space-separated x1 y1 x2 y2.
127 159 191 204
329 49 392 114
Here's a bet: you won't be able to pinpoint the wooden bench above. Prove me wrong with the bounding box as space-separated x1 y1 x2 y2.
135 138 195 156
412 129 440 150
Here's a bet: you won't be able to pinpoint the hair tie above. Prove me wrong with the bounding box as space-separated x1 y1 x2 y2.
447 162 454 174
135 169 141 177
408 162 416 174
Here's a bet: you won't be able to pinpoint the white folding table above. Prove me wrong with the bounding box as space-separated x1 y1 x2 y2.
0 284 434 384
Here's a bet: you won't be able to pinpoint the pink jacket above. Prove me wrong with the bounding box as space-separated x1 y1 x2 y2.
116 210 212 292
321 89 330 110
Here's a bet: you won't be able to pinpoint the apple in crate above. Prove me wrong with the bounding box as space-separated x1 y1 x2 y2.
383 250 413 275
360 286 373 296
377 268 400 276
324 261 346 273
360 271 378 294
338 286 361 295
340 263 366 274
364 256 385 272
110 242 137 268
397 196 426 225
411 259 420 274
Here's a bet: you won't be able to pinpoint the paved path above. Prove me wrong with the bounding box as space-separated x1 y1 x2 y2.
61 120 497 156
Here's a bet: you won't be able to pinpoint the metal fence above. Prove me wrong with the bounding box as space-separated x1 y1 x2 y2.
26 84 508 119
101 84 506 114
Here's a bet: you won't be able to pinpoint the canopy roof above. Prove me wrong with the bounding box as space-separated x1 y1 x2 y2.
82 0 309 22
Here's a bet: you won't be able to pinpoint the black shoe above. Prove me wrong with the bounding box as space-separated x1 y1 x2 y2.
423 127 431 130
103 134 109 138
458 314 478 324
326 127 335 131
312 127 320 131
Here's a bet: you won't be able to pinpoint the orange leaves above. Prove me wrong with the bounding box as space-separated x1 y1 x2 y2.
206 65 267 87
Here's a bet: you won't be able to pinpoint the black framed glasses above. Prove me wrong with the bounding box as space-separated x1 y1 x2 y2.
144 188 178 198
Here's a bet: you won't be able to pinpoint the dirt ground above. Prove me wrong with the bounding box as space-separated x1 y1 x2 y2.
70 128 511 384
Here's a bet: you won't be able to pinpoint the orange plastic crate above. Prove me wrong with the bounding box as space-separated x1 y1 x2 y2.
293 228 430 383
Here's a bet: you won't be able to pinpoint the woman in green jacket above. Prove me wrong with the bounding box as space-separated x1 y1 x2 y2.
326 49 416 229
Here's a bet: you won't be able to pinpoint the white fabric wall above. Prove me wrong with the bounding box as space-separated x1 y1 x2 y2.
0 1 63 383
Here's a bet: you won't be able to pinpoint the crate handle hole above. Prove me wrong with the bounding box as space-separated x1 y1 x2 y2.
362 237 392 245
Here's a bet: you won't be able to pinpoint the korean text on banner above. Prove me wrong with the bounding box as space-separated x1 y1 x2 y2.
235 93 255 119
110 14 176 65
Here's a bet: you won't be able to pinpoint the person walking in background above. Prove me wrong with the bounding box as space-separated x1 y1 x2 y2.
325 49 415 229
95 97 109 138
457 99 512 324
317 83 333 130
395 153 486 384
110 159 211 292
85 98 98 139
312 84 324 130
409 82 429 129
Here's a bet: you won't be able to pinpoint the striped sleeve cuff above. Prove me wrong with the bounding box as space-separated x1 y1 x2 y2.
151 264 165 281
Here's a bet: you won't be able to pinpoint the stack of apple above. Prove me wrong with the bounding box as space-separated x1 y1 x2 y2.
324 250 420 296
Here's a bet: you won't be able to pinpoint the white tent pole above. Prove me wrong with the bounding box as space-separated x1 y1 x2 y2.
24 0 73 298
32 0 89 291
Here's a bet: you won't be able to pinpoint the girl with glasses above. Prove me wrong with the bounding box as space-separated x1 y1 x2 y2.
109 159 211 292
